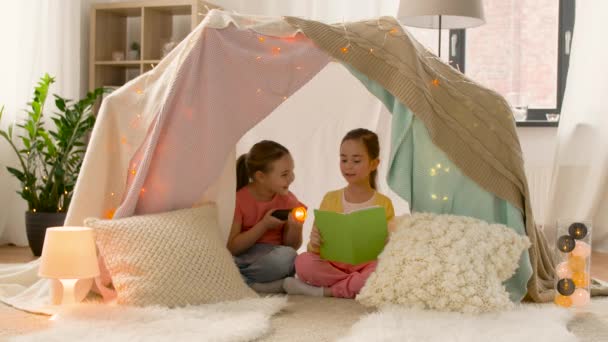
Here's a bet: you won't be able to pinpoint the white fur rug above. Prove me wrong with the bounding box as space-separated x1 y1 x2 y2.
338 304 577 342
10 297 287 342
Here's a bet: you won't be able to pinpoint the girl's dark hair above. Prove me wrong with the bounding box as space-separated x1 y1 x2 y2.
236 140 290 191
341 128 380 190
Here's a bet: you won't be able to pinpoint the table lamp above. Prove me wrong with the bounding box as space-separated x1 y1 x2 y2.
38 227 100 305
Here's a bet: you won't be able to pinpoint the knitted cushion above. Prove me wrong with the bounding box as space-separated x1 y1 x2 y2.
85 205 256 307
357 213 530 314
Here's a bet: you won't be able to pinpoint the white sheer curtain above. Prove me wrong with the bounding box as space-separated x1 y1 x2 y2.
210 0 399 22
544 0 608 252
0 1 82 245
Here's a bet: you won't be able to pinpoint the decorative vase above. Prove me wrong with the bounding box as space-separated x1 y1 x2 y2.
24 211 66 256
127 50 139 60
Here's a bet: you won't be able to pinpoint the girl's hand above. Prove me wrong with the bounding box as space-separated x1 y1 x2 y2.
261 209 284 230
287 211 304 227
309 225 323 250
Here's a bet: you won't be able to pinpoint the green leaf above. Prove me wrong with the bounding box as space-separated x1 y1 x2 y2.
6 167 26 182
21 137 31 149
55 96 66 112
39 131 56 156
0 130 9 142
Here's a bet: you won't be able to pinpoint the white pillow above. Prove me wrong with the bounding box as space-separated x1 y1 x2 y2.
85 205 257 307
357 213 530 314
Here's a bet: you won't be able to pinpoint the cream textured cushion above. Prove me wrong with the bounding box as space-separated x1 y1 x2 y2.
85 205 257 307
357 213 530 314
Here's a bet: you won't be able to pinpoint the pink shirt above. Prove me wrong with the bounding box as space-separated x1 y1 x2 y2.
233 186 305 245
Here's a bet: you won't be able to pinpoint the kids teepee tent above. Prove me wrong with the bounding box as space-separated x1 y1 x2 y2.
1 10 563 311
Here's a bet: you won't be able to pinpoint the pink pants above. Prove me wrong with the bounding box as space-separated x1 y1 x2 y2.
294 252 377 298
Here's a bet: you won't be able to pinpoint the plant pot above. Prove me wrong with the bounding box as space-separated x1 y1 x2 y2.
127 50 139 60
25 211 66 257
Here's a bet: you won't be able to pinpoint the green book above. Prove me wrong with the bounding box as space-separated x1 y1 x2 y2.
314 207 387 265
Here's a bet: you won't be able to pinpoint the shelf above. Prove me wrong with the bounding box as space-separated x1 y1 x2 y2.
96 61 142 66
89 1 220 91
95 60 161 66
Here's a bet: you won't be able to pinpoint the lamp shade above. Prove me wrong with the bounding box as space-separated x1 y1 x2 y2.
38 227 100 279
397 0 485 29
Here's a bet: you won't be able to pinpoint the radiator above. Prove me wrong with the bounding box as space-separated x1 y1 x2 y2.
525 166 553 225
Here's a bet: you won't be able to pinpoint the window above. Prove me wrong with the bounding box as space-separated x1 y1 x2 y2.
453 0 575 124
409 0 575 125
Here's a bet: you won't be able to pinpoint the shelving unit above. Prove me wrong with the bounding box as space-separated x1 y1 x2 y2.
89 0 220 91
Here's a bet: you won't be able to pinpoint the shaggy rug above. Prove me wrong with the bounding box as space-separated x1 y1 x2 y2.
338 304 577 342
10 297 287 342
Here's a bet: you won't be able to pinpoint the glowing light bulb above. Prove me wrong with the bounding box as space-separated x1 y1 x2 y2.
556 278 575 296
571 241 591 258
258 36 265 43
572 271 589 287
104 208 115 219
131 169 136 176
568 255 586 273
568 222 588 240
432 79 440 87
431 194 437 200
557 235 575 253
292 207 307 223
554 294 572 308
32 208 37 213
430 168 437 176
555 262 572 278
341 46 349 54
571 288 590 307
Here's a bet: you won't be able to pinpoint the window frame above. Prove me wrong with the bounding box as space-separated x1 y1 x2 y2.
448 0 575 127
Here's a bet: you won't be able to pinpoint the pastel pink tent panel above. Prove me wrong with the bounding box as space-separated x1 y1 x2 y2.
116 26 329 218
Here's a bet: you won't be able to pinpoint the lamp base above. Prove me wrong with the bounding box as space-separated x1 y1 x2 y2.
57 279 79 305
51 278 93 305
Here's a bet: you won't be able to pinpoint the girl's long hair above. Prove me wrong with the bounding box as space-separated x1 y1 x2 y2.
236 140 290 191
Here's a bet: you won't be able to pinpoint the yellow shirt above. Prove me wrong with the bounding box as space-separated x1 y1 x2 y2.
307 188 395 253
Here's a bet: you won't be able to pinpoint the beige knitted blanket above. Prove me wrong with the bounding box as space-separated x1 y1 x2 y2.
285 16 566 302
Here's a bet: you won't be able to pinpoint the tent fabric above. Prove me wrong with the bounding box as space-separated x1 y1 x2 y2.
284 15 556 302
346 66 532 302
1 10 573 312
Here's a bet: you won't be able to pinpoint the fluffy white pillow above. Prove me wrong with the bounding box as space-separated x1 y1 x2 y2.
357 213 530 314
85 205 257 307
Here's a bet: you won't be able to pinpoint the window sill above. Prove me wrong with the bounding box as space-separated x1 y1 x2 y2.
516 120 559 127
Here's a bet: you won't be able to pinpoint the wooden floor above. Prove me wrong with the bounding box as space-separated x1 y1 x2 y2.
0 245 607 281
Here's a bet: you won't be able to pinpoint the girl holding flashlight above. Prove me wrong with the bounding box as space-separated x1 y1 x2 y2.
228 140 306 293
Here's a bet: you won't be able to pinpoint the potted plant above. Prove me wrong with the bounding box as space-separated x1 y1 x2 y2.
0 74 104 256
128 41 140 60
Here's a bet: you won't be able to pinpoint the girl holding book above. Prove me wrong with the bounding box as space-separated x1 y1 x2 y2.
228 140 305 293
284 128 394 298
